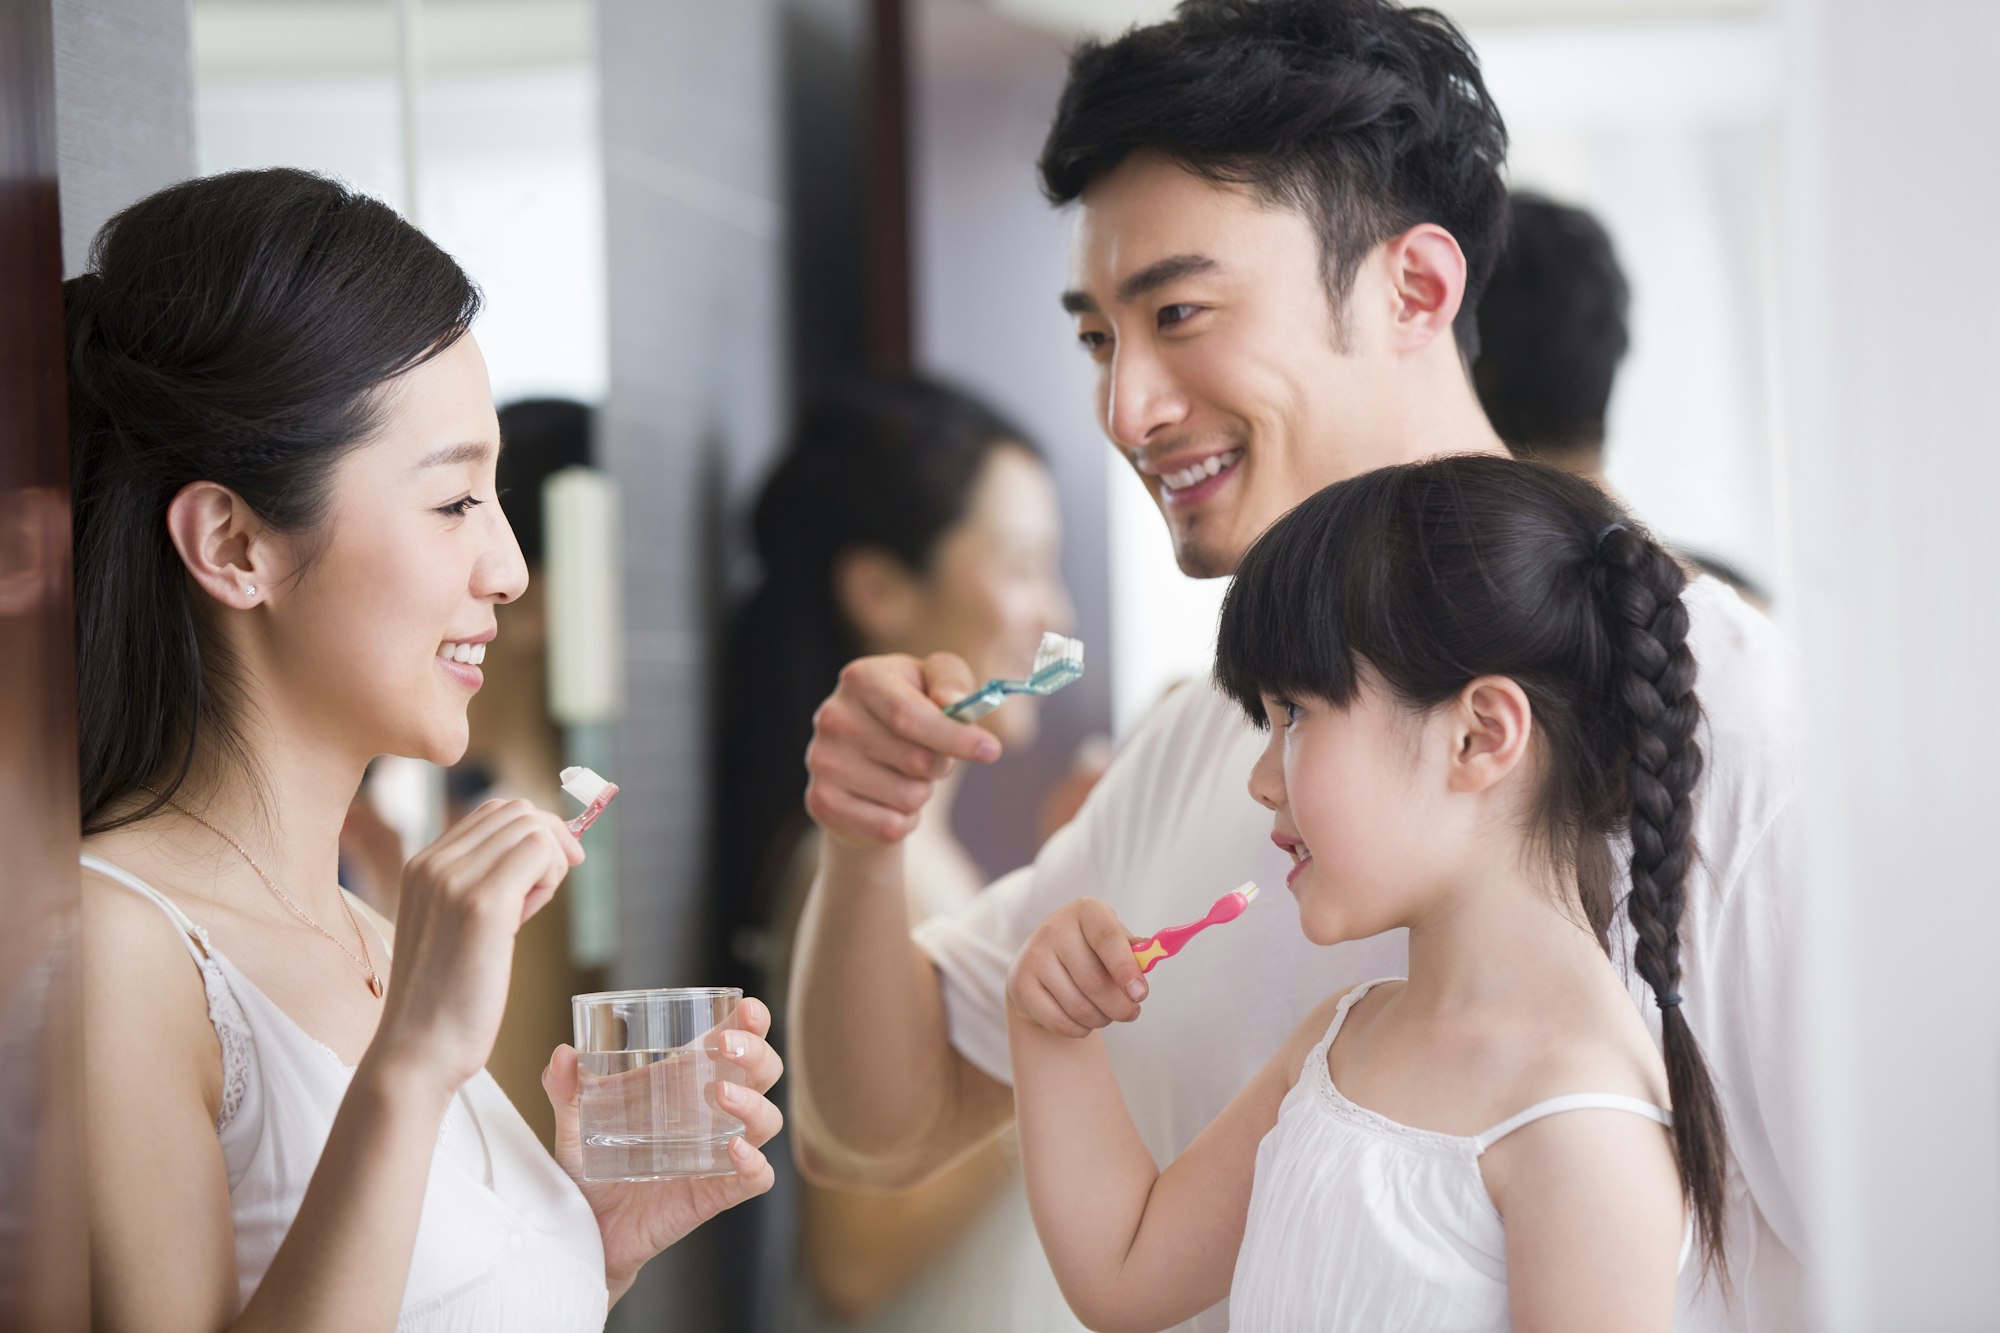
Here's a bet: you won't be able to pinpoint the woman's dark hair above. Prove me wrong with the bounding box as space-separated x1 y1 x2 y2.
68 168 481 834
1039 0 1509 359
494 398 594 568
1215 455 1729 1279
708 376 1039 989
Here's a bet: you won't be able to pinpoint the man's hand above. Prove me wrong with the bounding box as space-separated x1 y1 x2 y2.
804 653 1004 849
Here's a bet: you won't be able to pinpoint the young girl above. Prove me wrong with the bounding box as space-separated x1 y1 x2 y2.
73 169 782 1332
1006 455 1727 1331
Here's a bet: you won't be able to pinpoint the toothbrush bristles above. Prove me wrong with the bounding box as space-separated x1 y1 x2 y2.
1032 631 1084 674
1239 882 1261 902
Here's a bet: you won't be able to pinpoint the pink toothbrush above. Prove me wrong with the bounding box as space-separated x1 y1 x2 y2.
560 766 620 835
1130 882 1262 974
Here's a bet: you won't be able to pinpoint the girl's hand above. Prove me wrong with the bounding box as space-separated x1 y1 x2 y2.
541 996 784 1305
1006 898 1150 1037
365 799 584 1102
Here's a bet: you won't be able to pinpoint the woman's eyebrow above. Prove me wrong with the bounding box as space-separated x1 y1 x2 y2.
414 441 492 469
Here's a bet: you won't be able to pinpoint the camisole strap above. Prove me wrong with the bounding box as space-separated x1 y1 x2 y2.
1322 977 1401 1046
82 853 214 960
1473 1092 1673 1155
80 853 255 1132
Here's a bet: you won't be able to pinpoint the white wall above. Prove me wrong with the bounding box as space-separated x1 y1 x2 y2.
195 64 606 405
1783 0 2000 1323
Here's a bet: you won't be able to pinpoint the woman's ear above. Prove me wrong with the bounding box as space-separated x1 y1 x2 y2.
164 481 281 610
1445 675 1533 794
831 546 921 654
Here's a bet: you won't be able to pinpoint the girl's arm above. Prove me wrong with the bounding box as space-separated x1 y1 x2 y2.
1006 898 1341 1333
1483 1108 1686 1333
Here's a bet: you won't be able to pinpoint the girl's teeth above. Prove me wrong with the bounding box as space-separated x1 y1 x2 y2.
439 642 487 666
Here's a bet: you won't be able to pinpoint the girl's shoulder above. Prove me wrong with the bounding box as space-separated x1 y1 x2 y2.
1274 980 1392 1092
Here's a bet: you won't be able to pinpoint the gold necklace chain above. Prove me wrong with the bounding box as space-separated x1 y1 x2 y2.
146 789 385 998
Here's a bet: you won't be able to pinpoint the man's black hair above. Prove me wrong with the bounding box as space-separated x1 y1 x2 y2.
1040 0 1509 358
1474 192 1631 462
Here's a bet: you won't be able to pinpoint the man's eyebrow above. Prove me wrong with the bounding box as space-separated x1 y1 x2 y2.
415 441 493 469
1118 254 1219 302
1059 254 1221 315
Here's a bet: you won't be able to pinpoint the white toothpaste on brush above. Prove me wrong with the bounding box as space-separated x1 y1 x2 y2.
561 766 619 835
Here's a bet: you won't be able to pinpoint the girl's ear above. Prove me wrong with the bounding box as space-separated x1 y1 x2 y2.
1445 675 1533 794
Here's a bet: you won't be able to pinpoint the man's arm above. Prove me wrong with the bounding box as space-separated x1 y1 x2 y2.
789 841 1015 1187
785 652 1018 1188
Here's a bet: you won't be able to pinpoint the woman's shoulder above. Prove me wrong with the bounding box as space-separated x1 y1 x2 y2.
79 853 227 1115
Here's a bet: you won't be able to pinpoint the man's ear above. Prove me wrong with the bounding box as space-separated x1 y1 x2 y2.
1380 222 1468 355
831 546 921 653
164 481 280 609
1445 674 1533 795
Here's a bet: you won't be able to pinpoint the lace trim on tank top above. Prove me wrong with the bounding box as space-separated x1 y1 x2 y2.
194 943 255 1131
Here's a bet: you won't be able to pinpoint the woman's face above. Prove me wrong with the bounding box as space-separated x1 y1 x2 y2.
904 446 1073 750
252 335 527 767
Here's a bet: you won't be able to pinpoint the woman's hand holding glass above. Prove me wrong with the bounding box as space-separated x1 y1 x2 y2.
541 997 784 1304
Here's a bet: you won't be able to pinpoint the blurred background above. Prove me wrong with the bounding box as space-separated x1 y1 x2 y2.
4 0 1996 1329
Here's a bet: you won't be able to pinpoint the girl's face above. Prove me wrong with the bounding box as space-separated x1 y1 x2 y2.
251 336 527 767
1247 676 1466 946
887 446 1074 750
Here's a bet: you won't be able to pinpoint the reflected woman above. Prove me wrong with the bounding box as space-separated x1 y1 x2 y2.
72 169 781 1332
713 377 1084 1331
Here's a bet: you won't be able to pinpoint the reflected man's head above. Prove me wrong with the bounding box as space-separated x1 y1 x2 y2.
1473 193 1631 481
1040 0 1509 577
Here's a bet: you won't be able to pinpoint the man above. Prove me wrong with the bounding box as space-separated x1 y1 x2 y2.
788 4 1806 1329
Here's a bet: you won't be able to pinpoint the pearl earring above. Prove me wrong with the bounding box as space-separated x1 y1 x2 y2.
246 584 258 597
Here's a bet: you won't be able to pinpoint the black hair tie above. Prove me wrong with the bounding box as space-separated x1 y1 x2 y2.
1656 990 1684 1010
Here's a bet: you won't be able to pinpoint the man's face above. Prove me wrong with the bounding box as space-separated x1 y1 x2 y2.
1065 153 1410 578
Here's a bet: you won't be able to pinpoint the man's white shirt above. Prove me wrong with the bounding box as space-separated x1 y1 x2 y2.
914 576 1810 1332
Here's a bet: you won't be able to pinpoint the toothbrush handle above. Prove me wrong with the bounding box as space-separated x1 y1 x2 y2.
1131 919 1209 973
1130 890 1254 973
566 783 619 835
945 685 1006 721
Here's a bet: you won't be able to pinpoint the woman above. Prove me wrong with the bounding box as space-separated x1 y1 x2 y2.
72 168 781 1331
713 376 1082 1330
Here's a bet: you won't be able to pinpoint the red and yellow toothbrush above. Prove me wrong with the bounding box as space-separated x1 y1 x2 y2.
1130 882 1262 974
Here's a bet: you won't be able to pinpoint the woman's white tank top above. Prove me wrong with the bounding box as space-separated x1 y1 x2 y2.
84 854 608 1331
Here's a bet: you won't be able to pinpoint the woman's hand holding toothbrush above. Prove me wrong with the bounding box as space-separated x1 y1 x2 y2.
804 651 1003 848
1007 898 1151 1038
366 800 584 1106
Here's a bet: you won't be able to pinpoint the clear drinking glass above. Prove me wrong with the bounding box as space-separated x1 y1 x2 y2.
571 987 748 1180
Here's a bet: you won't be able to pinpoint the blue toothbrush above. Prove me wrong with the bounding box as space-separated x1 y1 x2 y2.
944 632 1085 721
